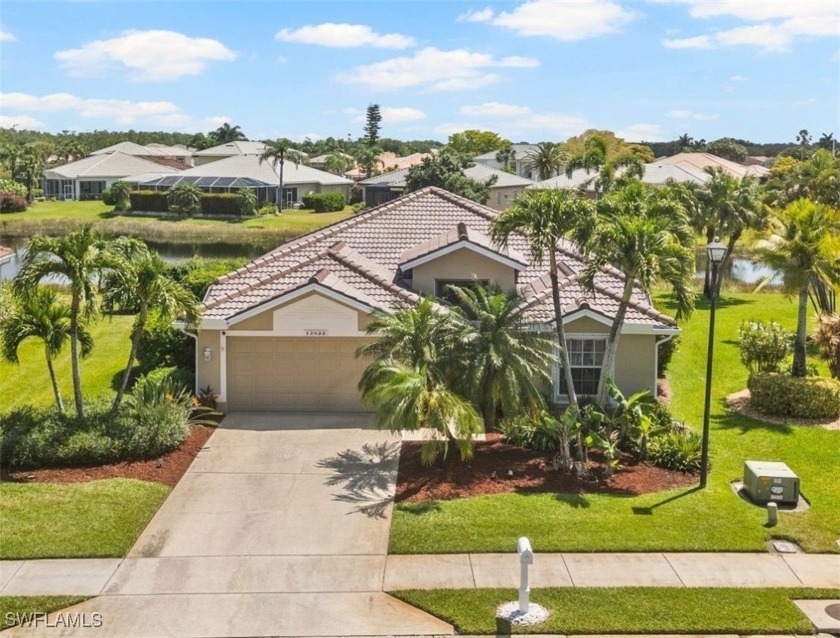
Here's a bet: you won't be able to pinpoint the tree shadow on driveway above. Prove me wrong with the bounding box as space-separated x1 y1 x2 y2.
317 441 401 519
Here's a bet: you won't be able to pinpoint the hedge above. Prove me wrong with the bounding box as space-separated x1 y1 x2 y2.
0 192 27 213
301 191 345 212
748 373 840 419
129 190 169 212
200 193 239 216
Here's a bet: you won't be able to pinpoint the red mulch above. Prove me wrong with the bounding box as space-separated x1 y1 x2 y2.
0 425 214 488
395 435 697 503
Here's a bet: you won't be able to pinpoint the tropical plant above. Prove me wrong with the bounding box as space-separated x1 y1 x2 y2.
357 299 482 465
677 133 694 152
1 287 93 413
495 143 516 172
260 138 304 208
576 182 694 404
705 137 748 163
448 284 555 430
648 428 702 473
354 145 381 179
796 129 812 147
817 132 835 152
324 153 353 176
167 182 203 215
235 188 257 216
109 181 132 211
102 238 200 413
759 199 840 376
14 227 120 417
564 134 646 194
363 104 382 147
812 313 840 379
210 123 247 144
524 141 564 181
738 320 793 374
404 153 497 203
765 149 840 208
444 130 507 157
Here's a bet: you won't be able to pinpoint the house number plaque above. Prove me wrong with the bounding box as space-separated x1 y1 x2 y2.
305 329 328 336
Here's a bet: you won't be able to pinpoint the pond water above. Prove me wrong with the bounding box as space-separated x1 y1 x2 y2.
694 251 782 286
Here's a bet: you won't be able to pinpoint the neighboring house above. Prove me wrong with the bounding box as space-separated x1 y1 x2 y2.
657 152 770 180
344 151 432 181
745 155 769 167
361 164 532 210
43 152 181 200
136 153 352 205
530 162 712 195
90 141 193 168
474 144 540 180
189 187 678 413
310 152 355 172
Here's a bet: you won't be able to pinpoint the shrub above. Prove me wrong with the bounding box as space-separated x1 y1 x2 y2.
501 412 561 453
120 375 193 456
109 181 132 211
812 313 840 379
168 183 203 215
166 257 248 299
657 336 679 378
301 191 345 212
0 192 27 213
129 190 169 213
349 184 363 204
142 366 193 394
748 372 840 419
351 201 367 214
738 320 792 374
0 179 27 198
648 428 702 473
200 193 239 216
236 189 257 216
136 310 194 374
257 201 278 215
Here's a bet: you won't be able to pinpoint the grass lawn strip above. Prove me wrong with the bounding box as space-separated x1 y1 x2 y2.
390 293 840 554
393 587 839 634
0 597 89 631
0 479 169 559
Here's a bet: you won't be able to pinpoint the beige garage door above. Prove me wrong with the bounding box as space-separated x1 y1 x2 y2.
226 336 374 412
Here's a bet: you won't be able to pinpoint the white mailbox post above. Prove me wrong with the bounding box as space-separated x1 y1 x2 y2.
517 536 533 614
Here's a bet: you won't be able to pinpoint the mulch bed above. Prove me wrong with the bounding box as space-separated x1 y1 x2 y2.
395 435 697 503
0 425 214 487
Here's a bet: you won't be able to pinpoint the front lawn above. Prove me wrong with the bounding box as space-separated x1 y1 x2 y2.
1 597 90 631
393 587 837 634
390 292 840 553
0 313 134 413
0 479 169 559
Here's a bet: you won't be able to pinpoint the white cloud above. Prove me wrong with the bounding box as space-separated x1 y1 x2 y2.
460 102 533 117
729 75 748 82
457 8 494 23
485 0 634 41
0 29 16 42
0 92 223 131
657 0 839 52
666 109 717 121
275 23 414 49
615 123 666 142
0 115 44 129
341 47 538 92
54 30 236 82
381 107 427 123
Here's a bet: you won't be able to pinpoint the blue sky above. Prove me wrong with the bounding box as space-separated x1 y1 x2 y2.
1 1 838 144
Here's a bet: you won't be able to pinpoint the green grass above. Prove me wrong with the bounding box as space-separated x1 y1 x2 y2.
1 597 90 631
393 587 838 634
390 292 840 554
0 479 169 558
0 313 134 413
0 200 353 245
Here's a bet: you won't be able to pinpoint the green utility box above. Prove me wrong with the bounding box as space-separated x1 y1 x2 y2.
743 461 800 505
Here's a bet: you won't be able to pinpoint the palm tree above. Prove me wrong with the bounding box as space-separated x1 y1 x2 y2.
565 134 645 196
103 239 200 413
524 142 564 181
357 299 481 465
259 139 304 209
495 143 516 173
1 287 93 413
448 284 556 430
210 123 247 144
796 129 812 147
677 133 694 152
491 189 596 420
15 227 119 417
818 132 835 153
324 152 353 176
759 199 840 377
354 145 381 179
577 182 695 404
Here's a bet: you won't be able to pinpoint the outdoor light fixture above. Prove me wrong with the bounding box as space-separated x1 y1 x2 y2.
700 237 726 489
203 347 212 362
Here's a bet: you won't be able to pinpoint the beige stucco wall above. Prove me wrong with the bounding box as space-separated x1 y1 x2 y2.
565 316 611 334
227 291 372 333
613 334 657 396
196 330 222 397
411 247 517 295
487 185 526 211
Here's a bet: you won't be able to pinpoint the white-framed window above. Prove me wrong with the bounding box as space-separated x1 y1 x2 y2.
555 336 607 398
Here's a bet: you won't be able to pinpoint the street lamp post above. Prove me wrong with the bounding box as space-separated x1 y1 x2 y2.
700 237 727 489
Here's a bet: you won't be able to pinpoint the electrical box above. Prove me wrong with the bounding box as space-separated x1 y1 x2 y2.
743 461 800 505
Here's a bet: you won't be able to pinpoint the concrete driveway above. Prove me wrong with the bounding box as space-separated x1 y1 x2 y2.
11 413 452 637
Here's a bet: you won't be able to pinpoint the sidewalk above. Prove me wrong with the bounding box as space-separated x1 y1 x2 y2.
3 552 838 596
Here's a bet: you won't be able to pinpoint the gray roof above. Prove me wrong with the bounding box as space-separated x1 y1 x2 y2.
529 162 713 190
170 154 352 186
528 168 600 190
193 141 268 157
90 141 158 156
44 152 181 180
361 163 531 190
473 144 539 161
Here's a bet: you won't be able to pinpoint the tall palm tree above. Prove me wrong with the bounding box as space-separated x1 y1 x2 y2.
576 182 695 404
759 199 840 377
210 123 247 144
324 152 353 176
357 299 481 465
448 284 556 430
103 238 200 413
15 227 119 417
524 142 564 181
565 134 645 195
259 139 304 209
817 132 835 152
677 133 694 152
495 143 516 173
491 189 596 419
354 145 381 179
1 287 93 413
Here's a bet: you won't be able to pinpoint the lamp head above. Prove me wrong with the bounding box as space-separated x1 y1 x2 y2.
707 237 726 265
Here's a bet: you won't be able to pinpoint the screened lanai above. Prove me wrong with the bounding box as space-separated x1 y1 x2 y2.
137 175 276 201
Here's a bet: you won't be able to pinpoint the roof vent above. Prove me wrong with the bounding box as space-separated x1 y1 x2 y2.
457 222 469 240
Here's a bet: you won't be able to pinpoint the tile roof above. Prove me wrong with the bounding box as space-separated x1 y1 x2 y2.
44 152 181 180
399 222 528 268
169 154 352 186
192 141 269 156
202 187 675 330
473 144 539 161
657 152 769 178
361 163 532 190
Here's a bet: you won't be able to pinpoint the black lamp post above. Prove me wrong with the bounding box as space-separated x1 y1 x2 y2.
700 237 727 489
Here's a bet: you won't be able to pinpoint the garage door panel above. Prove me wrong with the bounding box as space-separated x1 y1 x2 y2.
226 337 373 412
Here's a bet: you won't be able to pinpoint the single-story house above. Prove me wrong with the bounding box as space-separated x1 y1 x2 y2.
529 162 712 195
657 152 769 180
90 141 193 168
360 164 532 210
309 152 355 171
188 186 679 413
474 144 540 180
192 141 309 167
344 151 433 181
43 152 181 200
136 153 352 205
